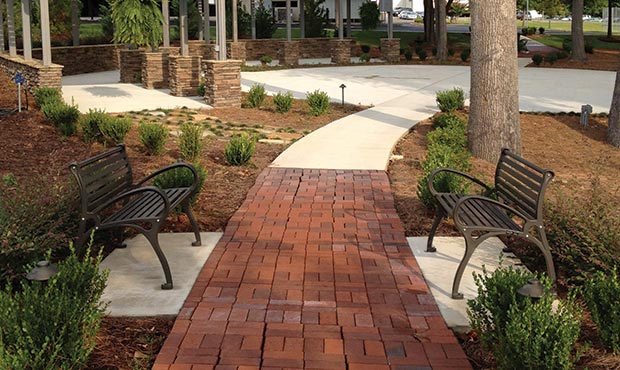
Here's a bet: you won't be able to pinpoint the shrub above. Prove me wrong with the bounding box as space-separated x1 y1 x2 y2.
460 48 470 62
496 291 581 370
404 50 413 61
545 178 620 282
545 52 558 65
246 83 267 108
432 47 438 56
224 135 256 166
518 39 528 53
562 39 572 53
254 0 278 39
538 27 545 34
418 49 427 61
414 45 423 55
179 123 204 162
0 175 78 283
273 91 294 113
138 122 169 155
80 109 109 143
521 27 529 36
360 44 371 53
435 87 465 112
448 48 455 57
306 89 330 116
427 123 467 150
359 53 371 62
259 55 272 64
532 54 544 66
467 264 536 348
582 267 620 353
153 162 207 205
585 43 594 54
41 100 80 136
432 112 465 129
33 87 62 108
417 144 471 208
0 247 107 370
556 50 569 59
528 27 537 35
99 116 132 145
197 82 206 96
358 0 380 30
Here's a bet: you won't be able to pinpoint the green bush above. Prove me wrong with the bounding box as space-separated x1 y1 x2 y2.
496 291 581 370
0 175 78 283
197 82 206 97
138 122 169 155
179 123 204 162
224 135 256 166
273 91 294 113
448 48 455 57
153 163 207 205
417 49 427 61
254 0 278 38
532 54 544 66
358 0 380 30
417 144 471 208
460 48 470 62
432 47 438 56
545 52 558 65
359 53 371 62
0 248 107 370
404 50 413 61
306 89 330 116
467 264 536 348
432 112 465 129
80 109 109 143
556 51 569 59
435 87 465 112
562 39 572 53
427 123 467 150
518 39 528 53
545 178 620 282
33 87 62 108
41 101 80 136
538 27 545 34
585 43 594 54
582 267 620 353
246 83 267 108
360 44 371 53
99 117 132 145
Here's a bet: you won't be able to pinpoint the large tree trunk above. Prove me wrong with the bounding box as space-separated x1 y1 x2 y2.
469 0 521 162
424 0 434 42
436 0 447 61
571 0 586 61
608 57 620 147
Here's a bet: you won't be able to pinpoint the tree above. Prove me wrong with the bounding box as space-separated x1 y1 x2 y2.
358 0 380 30
608 60 620 147
226 1 251 38
304 0 329 37
110 0 164 50
254 0 277 39
423 0 434 42
571 0 587 61
171 0 201 39
436 0 447 60
468 0 521 162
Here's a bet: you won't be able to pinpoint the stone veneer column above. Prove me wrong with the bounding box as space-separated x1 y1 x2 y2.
380 38 401 63
169 54 202 96
227 42 246 62
202 59 241 108
142 51 169 89
119 49 143 83
330 39 352 64
280 40 300 66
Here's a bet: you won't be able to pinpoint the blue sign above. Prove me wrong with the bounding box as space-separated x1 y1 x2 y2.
13 72 25 85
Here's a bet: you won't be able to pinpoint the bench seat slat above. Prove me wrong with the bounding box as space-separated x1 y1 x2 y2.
500 155 544 183
497 161 543 192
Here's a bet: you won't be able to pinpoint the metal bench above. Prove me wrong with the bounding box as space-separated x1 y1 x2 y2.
69 144 202 290
427 148 557 299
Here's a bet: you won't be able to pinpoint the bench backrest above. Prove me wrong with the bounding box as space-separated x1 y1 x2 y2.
494 148 554 221
69 145 133 214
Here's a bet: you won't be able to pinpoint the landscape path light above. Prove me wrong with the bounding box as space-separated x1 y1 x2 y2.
26 260 58 282
340 84 346 106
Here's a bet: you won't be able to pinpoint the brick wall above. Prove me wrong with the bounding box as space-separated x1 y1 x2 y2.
0 54 63 94
244 38 356 60
380 38 401 63
119 49 143 83
203 60 241 108
30 44 120 76
169 55 202 97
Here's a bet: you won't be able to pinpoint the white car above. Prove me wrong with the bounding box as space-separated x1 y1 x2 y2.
399 11 417 20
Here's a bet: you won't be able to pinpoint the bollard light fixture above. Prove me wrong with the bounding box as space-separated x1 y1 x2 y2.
517 278 544 300
339 84 346 106
26 260 59 282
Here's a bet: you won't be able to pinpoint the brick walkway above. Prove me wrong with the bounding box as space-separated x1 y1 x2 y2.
154 168 471 370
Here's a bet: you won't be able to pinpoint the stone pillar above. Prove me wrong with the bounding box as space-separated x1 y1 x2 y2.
227 41 246 62
380 38 401 63
280 41 299 66
169 54 202 96
37 63 64 89
142 51 169 89
203 59 241 107
119 49 143 83
330 39 351 64
189 40 216 60
205 44 217 60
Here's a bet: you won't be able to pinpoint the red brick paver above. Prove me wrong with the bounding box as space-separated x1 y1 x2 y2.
154 168 471 369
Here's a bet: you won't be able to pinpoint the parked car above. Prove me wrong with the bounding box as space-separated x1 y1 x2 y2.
399 10 417 19
395 7 412 17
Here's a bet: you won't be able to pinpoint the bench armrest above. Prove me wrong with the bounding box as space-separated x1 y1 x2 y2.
453 195 529 230
135 161 199 193
427 168 492 197
91 186 171 219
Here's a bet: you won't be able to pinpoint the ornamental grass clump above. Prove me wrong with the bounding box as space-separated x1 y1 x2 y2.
138 122 169 155
179 123 205 162
0 247 108 370
306 89 330 116
581 267 620 353
224 134 256 166
246 83 267 108
273 91 294 113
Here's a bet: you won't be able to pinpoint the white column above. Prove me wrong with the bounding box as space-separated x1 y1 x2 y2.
163 0 170 47
0 0 5 53
232 0 238 42
251 0 256 39
388 11 393 39
40 0 52 65
198 0 204 40
216 0 226 59
71 0 79 46
299 0 305 38
204 0 210 44
180 0 189 56
21 0 32 60
336 0 342 39
6 0 16 57
286 0 291 41
346 0 350 36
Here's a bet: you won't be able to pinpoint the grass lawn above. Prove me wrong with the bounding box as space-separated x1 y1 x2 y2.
534 33 620 50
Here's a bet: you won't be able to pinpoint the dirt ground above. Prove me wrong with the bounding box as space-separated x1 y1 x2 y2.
1 56 618 369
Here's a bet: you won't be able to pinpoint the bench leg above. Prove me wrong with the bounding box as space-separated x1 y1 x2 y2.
183 201 202 247
531 227 557 283
426 209 445 252
451 232 482 299
144 230 174 290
